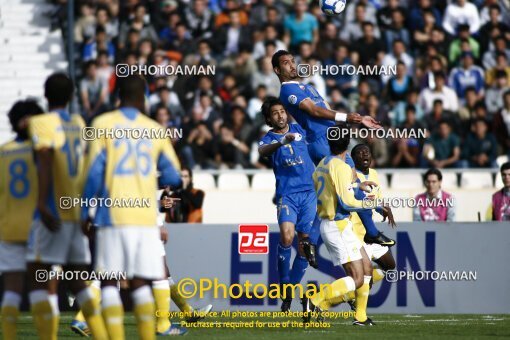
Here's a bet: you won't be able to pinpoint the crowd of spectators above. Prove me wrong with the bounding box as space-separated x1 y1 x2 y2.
63 0 510 169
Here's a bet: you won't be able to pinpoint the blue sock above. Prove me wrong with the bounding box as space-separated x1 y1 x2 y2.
309 214 321 245
289 255 308 284
358 209 380 237
277 243 292 283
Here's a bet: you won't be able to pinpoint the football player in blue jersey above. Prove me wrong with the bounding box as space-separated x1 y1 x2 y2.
259 97 316 312
272 50 395 248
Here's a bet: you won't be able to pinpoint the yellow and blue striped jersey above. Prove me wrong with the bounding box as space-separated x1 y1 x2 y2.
28 111 86 222
314 155 368 221
0 139 38 242
352 169 382 240
82 107 181 227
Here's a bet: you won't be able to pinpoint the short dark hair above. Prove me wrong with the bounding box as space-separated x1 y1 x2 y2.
501 162 510 173
424 168 443 182
261 96 283 127
328 122 351 155
271 50 291 69
8 99 44 136
118 74 146 102
44 73 74 107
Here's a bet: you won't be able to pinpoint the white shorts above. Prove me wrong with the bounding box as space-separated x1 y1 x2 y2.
320 219 363 266
158 240 166 257
26 220 91 265
0 242 27 272
95 226 165 280
363 243 389 261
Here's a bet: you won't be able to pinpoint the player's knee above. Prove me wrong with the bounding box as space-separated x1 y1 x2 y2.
280 233 293 247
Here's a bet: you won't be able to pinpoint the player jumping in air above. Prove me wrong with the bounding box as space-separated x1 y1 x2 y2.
305 127 385 326
271 50 395 251
81 75 186 339
25 73 108 339
259 97 316 312
0 100 43 339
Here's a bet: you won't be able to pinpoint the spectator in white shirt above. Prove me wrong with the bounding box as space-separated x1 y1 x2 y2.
418 72 459 113
381 39 414 84
442 0 481 36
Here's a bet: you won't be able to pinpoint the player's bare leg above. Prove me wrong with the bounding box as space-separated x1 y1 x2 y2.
278 222 309 312
1 272 24 339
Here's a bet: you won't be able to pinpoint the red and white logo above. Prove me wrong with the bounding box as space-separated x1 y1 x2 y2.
238 224 269 254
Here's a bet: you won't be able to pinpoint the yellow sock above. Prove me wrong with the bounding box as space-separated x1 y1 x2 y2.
30 299 53 339
132 286 155 340
354 276 371 322
102 305 125 340
310 276 356 311
134 302 155 340
329 290 355 306
170 283 193 313
1 305 19 339
372 268 385 284
77 288 108 340
102 286 125 340
153 280 171 333
48 294 59 340
74 280 101 323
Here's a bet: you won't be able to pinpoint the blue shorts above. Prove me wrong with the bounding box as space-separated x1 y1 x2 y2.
276 190 316 234
308 135 354 167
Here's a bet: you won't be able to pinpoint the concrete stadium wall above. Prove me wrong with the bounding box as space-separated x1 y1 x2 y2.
202 189 496 223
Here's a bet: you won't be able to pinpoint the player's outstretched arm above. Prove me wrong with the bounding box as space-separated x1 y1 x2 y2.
299 98 382 129
258 133 295 157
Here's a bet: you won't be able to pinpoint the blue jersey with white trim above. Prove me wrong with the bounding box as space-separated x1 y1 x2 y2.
279 81 334 143
259 123 315 198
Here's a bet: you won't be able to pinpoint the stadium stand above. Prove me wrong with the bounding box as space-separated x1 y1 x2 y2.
0 0 67 143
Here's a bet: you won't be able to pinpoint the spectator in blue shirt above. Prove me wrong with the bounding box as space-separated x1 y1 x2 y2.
449 51 485 102
283 0 318 52
461 118 498 168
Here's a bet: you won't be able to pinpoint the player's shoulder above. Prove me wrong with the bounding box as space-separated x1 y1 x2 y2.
29 111 60 127
90 109 121 128
289 122 306 135
0 139 32 158
69 113 86 128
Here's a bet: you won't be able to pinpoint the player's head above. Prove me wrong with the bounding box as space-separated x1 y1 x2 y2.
8 99 44 140
118 74 147 112
352 144 371 171
500 162 510 189
44 73 74 109
261 96 288 130
424 168 442 196
182 166 193 190
271 50 297 81
328 123 351 156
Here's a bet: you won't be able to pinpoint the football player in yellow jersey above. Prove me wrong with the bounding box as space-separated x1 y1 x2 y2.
0 100 43 339
305 126 383 326
81 75 186 339
25 73 108 340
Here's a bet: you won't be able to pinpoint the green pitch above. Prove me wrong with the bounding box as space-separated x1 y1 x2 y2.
8 313 510 339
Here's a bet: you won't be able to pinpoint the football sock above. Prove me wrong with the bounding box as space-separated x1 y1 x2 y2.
29 290 54 339
1 291 21 339
357 210 380 237
310 276 356 310
76 287 108 340
170 277 193 313
48 294 60 340
372 268 385 284
277 243 292 284
309 214 321 245
289 255 308 285
354 276 371 322
152 279 171 333
132 285 155 340
102 286 125 340
74 280 100 323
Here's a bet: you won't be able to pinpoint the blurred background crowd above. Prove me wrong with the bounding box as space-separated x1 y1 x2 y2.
50 0 510 169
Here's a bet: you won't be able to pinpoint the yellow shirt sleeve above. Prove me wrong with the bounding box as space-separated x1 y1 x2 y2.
331 160 364 210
